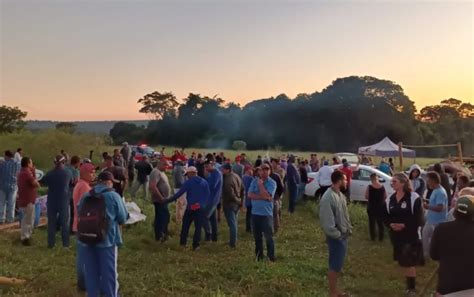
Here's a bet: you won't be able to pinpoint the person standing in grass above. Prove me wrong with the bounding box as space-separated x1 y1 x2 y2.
66 156 81 233
221 163 244 248
319 170 352 297
248 163 277 261
165 166 210 250
385 173 424 297
431 194 474 296
149 159 172 242
365 173 387 241
422 172 448 258
173 160 187 224
243 166 255 233
231 156 244 179
130 155 153 201
103 155 127 198
72 162 96 291
43 155 73 248
0 150 20 224
286 154 300 214
78 171 128 297
17 157 40 246
317 161 334 198
203 158 223 242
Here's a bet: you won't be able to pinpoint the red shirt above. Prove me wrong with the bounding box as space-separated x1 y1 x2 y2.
17 168 38 208
340 167 353 186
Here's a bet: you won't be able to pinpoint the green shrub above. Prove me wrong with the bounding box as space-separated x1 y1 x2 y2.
232 140 247 151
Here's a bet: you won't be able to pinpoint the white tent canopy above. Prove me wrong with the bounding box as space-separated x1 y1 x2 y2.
358 137 416 158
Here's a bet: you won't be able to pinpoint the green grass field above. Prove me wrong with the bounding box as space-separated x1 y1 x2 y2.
1 197 438 297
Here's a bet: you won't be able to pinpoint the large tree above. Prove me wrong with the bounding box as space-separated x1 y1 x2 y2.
0 105 27 133
137 91 179 120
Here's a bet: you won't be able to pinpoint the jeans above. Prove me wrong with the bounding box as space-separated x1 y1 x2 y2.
47 201 70 247
252 215 275 261
367 210 384 241
422 222 438 258
273 200 281 233
223 206 239 247
245 205 252 233
288 184 298 213
327 237 348 272
82 245 119 297
76 241 86 291
20 203 35 240
297 182 306 202
204 204 218 241
0 186 18 224
130 180 149 200
180 208 205 249
153 202 170 241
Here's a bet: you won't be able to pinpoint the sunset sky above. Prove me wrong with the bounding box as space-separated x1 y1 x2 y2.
1 0 472 121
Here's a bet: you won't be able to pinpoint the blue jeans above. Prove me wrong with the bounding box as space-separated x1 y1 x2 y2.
47 201 70 247
204 204 218 241
223 205 239 247
327 237 348 273
82 245 120 297
76 241 86 291
288 184 298 213
252 215 275 261
0 186 18 224
153 202 170 241
297 183 306 201
180 208 205 249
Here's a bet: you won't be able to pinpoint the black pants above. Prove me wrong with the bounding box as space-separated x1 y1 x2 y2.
245 205 252 232
154 202 170 241
316 186 330 199
367 210 384 241
180 208 204 249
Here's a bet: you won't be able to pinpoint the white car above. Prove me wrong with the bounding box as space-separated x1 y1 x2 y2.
334 152 359 164
305 164 394 202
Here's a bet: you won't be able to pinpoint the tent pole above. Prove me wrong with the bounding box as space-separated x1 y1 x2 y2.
457 142 463 165
398 142 403 171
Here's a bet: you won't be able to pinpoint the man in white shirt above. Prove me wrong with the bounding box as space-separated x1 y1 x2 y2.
14 148 22 163
317 161 334 198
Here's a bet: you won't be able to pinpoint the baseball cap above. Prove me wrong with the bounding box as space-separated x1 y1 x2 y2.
122 142 128 145
222 163 232 170
261 163 271 170
455 195 474 220
54 155 66 164
97 171 119 183
184 166 198 175
80 163 95 174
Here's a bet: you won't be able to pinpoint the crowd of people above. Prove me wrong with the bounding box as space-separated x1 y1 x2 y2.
1 144 474 297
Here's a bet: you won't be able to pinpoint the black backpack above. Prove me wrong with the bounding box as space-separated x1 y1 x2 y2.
77 188 111 245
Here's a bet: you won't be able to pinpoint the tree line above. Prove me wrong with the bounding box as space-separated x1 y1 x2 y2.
108 76 473 157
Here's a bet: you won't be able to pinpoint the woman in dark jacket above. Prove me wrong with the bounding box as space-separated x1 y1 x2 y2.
384 173 424 296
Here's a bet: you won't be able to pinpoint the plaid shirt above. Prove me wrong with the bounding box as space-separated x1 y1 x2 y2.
0 159 21 190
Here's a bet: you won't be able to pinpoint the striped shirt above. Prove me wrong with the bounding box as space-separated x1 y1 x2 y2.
0 159 20 190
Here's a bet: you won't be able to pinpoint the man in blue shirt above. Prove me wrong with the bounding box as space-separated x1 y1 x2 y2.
203 159 222 242
248 163 277 261
166 166 210 250
78 171 128 297
42 155 72 248
422 171 448 258
0 150 20 224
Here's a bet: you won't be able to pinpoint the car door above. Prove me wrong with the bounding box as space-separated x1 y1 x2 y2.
350 168 371 201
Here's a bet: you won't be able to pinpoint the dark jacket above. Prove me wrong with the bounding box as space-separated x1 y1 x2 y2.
222 172 244 208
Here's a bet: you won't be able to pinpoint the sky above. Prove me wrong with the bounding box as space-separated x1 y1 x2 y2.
1 0 472 121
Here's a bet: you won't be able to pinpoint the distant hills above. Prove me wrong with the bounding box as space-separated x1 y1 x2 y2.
26 120 149 134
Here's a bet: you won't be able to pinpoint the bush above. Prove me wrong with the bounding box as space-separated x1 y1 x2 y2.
232 140 247 151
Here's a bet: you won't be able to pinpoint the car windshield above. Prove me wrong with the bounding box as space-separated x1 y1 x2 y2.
139 146 154 154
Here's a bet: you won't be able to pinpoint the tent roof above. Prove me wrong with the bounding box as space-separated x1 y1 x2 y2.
358 137 416 157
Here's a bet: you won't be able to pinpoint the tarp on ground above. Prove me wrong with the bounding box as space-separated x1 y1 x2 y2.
358 137 416 158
